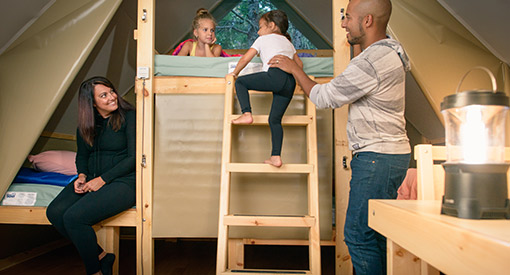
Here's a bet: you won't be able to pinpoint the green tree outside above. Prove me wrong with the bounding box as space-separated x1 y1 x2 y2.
216 0 317 50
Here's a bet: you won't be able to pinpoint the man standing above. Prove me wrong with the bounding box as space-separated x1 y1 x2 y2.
270 0 410 274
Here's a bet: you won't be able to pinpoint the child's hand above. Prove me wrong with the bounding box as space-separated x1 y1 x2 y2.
226 72 237 77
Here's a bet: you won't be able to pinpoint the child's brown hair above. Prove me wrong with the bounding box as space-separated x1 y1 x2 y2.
260 10 291 42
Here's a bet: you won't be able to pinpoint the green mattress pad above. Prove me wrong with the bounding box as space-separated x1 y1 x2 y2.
1 183 64 207
154 55 333 78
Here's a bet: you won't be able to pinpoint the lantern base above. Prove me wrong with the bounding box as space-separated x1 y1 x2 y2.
441 163 510 219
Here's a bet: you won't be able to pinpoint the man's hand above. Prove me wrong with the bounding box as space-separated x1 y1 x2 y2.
268 55 298 74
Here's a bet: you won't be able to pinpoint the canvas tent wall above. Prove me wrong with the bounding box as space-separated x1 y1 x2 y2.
0 0 128 201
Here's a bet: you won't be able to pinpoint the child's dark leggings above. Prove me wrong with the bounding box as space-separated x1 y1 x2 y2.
235 67 296 156
46 180 135 275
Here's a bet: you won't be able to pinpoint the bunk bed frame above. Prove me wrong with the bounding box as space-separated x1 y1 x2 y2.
135 0 351 274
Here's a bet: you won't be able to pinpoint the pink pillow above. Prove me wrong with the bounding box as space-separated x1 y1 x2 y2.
28 150 77 175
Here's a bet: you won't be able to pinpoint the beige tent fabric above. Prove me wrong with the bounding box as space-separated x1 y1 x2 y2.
389 0 510 122
0 0 122 197
153 94 333 238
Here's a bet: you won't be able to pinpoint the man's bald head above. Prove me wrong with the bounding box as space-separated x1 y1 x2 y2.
351 0 392 32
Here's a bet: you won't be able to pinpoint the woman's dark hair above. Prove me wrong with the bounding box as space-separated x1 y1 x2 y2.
78 76 134 146
261 10 291 42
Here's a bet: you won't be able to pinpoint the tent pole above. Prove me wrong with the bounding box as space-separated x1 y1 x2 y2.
332 0 353 274
136 0 155 274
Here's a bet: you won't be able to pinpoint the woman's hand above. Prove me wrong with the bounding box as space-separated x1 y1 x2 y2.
82 177 106 193
74 174 87 193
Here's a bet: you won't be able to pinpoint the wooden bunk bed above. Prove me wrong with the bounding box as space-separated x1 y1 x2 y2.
134 0 352 274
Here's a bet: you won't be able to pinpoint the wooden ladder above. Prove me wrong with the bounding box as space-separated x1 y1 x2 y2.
216 75 321 275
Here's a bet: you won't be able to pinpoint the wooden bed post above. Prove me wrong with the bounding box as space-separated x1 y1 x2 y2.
332 0 353 274
136 0 155 274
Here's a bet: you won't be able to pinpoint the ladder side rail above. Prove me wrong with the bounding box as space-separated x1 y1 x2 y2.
217 75 236 274
305 78 322 274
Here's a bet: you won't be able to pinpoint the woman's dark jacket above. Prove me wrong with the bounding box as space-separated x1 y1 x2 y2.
75 110 136 189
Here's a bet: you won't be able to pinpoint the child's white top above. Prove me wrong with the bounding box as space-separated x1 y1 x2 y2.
251 33 296 71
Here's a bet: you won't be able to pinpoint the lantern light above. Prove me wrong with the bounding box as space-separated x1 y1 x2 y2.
440 67 510 219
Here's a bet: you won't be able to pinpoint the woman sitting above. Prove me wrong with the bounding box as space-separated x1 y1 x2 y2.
46 76 136 275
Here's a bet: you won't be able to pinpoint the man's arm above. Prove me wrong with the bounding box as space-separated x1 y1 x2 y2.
269 54 317 97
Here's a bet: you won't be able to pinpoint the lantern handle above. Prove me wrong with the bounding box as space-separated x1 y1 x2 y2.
456 66 497 94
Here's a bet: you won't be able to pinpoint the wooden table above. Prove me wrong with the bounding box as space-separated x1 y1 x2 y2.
368 200 510 275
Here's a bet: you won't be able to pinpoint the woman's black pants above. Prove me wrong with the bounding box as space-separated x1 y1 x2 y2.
46 181 135 274
235 67 296 156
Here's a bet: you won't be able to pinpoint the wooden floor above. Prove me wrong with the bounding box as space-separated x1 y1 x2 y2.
0 238 336 274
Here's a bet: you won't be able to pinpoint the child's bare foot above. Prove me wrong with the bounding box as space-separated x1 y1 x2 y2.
264 156 282 168
232 112 253 124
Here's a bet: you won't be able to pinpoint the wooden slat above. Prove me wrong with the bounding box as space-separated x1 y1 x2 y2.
224 214 315 227
427 146 510 161
387 239 420 275
136 0 155 274
153 76 333 95
228 239 245 270
229 115 313 126
222 269 311 275
216 75 236 274
96 208 137 227
154 76 226 94
0 207 137 226
226 163 313 173
0 206 51 224
40 131 76 141
415 144 435 200
305 94 321 274
224 48 334 57
242 238 336 246
333 0 354 273
248 89 304 95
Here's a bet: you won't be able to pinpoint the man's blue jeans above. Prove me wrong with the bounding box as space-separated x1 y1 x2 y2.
344 152 410 275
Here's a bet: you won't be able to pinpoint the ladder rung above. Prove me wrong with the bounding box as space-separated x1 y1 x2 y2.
246 89 305 95
227 163 313 173
223 214 315 227
223 269 311 274
229 115 313 126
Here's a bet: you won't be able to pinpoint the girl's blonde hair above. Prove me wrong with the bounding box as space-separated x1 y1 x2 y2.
192 8 216 31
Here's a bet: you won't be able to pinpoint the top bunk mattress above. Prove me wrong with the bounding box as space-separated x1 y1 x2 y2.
155 55 333 78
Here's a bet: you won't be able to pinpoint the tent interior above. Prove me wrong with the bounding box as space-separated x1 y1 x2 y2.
1 0 509 271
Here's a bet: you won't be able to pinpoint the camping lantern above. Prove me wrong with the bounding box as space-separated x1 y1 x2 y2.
440 67 510 219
